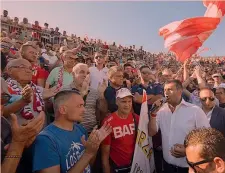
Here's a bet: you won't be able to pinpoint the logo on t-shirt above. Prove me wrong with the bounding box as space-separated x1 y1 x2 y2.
66 141 90 173
113 123 135 139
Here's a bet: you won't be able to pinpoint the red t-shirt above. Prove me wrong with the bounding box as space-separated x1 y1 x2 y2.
32 65 47 85
102 112 139 167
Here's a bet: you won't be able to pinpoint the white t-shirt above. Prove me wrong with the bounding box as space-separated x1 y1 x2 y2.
42 51 58 65
89 66 108 90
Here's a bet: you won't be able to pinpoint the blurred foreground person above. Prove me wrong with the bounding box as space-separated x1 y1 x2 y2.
185 128 225 173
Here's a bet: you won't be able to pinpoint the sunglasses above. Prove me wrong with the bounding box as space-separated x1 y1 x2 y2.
200 97 215 102
186 158 214 173
95 56 103 59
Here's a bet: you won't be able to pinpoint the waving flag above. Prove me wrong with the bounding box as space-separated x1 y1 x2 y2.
159 0 225 62
130 90 155 173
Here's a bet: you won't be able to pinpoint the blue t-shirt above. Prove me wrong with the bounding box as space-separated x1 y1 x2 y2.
32 123 91 173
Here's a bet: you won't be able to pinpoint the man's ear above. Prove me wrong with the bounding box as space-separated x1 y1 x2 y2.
58 105 67 115
214 157 225 173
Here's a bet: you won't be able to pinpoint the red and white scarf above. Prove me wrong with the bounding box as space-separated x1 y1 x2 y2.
6 78 44 120
56 67 64 91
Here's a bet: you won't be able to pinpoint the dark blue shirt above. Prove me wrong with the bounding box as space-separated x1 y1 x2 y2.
131 83 163 115
104 85 121 113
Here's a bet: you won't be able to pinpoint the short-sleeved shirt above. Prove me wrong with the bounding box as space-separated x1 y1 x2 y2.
102 112 139 167
46 67 73 88
32 64 47 85
32 123 91 173
131 83 163 115
89 66 108 90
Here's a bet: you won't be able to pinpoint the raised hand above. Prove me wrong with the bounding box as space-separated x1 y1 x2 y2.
97 122 112 142
97 79 107 99
81 75 90 96
82 123 112 157
22 84 33 103
11 111 45 148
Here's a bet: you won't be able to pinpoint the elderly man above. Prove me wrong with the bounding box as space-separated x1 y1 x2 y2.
20 41 47 87
185 128 225 173
5 58 57 125
64 63 107 133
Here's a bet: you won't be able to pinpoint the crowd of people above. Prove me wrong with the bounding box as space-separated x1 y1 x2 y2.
1 9 225 173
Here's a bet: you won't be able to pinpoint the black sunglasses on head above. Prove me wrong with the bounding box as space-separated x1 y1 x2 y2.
200 97 215 102
186 158 214 173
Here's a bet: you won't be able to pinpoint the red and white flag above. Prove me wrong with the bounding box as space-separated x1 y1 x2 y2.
130 90 155 173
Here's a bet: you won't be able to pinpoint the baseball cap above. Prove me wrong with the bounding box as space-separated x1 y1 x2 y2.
116 88 133 99
212 73 222 78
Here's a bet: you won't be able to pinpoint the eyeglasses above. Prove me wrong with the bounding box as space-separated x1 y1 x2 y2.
186 158 214 173
215 92 224 95
95 56 103 59
213 76 220 78
10 65 32 71
200 97 215 102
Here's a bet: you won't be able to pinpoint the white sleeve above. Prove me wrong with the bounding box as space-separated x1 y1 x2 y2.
195 107 210 128
156 111 161 132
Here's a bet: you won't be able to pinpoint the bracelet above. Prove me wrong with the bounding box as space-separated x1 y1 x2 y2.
4 155 22 159
150 113 157 118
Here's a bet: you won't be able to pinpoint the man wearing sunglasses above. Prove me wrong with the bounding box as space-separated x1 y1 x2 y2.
89 52 108 90
200 88 225 136
185 128 225 173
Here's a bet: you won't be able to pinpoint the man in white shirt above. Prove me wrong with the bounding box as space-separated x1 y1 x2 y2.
89 52 108 90
149 80 210 173
42 43 58 70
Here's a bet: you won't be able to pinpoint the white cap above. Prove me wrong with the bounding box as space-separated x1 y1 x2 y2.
116 88 133 99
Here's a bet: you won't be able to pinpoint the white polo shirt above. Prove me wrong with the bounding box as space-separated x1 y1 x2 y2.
89 66 108 90
156 99 210 168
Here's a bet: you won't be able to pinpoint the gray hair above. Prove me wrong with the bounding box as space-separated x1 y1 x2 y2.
72 63 88 74
53 90 80 113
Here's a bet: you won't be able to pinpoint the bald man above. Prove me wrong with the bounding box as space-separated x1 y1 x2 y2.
199 88 225 136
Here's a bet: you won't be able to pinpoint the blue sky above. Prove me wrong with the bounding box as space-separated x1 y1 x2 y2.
2 1 225 56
